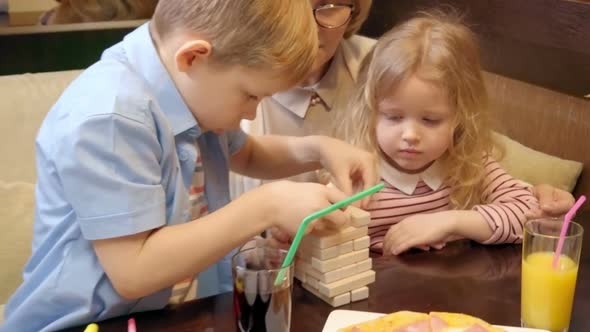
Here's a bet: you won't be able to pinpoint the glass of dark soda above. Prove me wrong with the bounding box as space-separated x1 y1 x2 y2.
232 244 293 332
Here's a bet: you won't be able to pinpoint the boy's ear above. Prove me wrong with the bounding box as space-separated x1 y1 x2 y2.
174 40 212 72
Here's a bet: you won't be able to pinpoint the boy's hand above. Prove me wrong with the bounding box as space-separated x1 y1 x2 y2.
529 184 574 218
383 213 454 256
267 227 292 250
317 137 378 208
239 232 289 251
260 181 351 236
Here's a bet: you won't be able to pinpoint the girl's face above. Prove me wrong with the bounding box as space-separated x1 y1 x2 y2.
306 0 355 84
375 75 454 173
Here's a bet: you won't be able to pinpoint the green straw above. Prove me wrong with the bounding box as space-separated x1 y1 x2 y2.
274 182 385 285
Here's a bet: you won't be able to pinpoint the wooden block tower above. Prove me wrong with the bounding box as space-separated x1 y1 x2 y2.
294 206 375 307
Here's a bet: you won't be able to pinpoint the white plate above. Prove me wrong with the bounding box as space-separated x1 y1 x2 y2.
322 310 549 332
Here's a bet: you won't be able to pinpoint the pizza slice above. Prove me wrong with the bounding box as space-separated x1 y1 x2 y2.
337 310 431 332
336 311 505 332
429 312 504 332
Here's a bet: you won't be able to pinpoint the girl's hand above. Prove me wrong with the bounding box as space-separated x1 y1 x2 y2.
383 213 455 256
529 184 574 218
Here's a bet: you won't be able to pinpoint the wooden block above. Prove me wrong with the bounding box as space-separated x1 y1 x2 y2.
347 206 371 227
353 236 370 251
313 265 346 284
305 275 320 290
303 226 368 249
353 258 372 274
296 252 312 263
307 258 372 284
350 286 369 302
308 261 354 284
302 283 351 307
298 261 321 290
300 241 353 260
296 258 309 270
311 249 369 273
294 270 305 282
304 263 325 281
294 264 306 283
300 259 312 270
296 260 312 283
318 270 376 298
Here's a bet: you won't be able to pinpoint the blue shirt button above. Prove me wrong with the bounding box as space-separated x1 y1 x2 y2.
179 149 190 161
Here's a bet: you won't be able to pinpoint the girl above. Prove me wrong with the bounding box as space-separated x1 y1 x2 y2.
336 12 539 255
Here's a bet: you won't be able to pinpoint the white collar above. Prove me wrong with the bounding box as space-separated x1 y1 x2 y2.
271 47 348 118
380 158 446 195
270 87 313 118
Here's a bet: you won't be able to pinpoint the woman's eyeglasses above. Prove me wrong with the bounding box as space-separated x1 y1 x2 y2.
313 4 355 29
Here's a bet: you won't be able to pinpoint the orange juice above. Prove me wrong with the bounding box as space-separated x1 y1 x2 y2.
521 252 578 331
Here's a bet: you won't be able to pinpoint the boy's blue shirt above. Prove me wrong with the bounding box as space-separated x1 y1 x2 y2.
2 22 247 332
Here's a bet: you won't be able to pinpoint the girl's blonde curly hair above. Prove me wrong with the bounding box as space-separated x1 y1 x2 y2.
335 11 494 209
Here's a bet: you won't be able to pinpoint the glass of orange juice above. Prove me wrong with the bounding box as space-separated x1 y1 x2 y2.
521 218 583 332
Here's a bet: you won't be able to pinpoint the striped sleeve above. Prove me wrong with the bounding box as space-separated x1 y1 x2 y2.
473 158 539 244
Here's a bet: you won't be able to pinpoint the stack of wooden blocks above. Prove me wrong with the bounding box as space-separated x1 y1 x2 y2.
295 206 375 307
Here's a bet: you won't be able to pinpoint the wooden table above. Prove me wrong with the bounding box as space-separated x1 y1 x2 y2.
68 217 590 332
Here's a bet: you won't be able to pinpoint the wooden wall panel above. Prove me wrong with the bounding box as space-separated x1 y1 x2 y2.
359 0 590 98
485 72 590 200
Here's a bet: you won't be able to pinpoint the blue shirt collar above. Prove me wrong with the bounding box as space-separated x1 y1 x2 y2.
123 22 201 137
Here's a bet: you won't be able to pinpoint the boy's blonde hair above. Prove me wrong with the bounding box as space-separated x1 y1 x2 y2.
337 11 493 209
344 0 373 38
153 0 318 85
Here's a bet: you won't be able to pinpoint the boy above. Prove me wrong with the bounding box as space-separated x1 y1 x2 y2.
2 0 377 331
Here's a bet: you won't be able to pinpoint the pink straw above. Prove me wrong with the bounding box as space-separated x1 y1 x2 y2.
552 195 586 269
128 318 137 332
